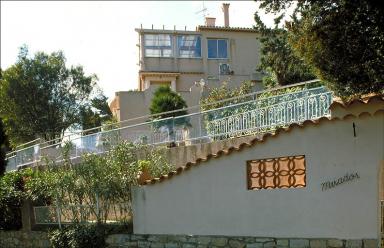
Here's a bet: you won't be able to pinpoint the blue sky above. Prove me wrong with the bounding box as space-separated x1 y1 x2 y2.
1 1 279 101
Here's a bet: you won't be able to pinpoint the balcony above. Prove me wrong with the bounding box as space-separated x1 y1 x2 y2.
5 80 333 171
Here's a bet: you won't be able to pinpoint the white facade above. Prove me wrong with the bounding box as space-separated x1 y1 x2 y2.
132 100 384 239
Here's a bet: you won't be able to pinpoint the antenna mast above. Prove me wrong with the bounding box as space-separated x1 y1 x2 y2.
195 1 208 22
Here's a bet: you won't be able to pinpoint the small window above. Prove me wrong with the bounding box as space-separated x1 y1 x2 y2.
144 34 172 57
208 39 228 59
177 35 201 58
247 155 306 190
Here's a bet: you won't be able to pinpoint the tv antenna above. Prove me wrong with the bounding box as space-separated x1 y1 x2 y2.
195 1 208 21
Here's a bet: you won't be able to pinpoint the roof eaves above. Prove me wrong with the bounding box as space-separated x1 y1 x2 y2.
197 25 259 33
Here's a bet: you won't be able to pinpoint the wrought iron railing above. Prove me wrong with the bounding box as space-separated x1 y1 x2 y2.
206 86 331 140
5 80 333 171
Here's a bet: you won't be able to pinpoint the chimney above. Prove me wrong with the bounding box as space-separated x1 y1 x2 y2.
222 3 230 27
205 17 216 27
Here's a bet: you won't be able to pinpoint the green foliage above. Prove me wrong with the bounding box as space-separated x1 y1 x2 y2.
0 118 10 175
136 145 173 177
256 0 384 97
149 86 189 129
200 81 253 112
80 91 113 135
150 86 188 118
254 10 316 87
49 224 106 248
199 81 254 138
1 140 172 229
25 141 173 224
0 45 110 146
0 169 31 230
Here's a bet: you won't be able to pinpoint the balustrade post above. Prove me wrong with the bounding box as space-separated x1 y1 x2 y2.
172 117 176 144
96 193 100 223
305 93 309 120
198 113 202 142
56 197 62 229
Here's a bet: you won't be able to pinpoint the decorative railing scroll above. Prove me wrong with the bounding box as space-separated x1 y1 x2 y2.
207 87 332 140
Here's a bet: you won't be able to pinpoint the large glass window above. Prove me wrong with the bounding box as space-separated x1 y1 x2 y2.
144 34 172 57
177 35 201 58
207 39 228 59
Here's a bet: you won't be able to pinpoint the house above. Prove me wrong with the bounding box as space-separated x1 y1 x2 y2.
109 3 263 123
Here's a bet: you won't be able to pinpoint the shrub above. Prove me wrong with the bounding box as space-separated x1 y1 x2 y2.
25 141 174 224
0 170 27 230
49 224 106 248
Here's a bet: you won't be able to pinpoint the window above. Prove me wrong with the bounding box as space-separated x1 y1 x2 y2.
208 39 228 59
247 155 306 190
177 35 201 58
144 34 172 57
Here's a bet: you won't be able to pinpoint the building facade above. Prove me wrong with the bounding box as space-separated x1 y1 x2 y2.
110 4 263 123
136 24 262 93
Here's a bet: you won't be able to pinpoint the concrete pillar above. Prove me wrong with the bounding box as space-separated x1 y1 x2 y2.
171 80 176 91
145 79 151 90
140 33 145 70
21 199 35 231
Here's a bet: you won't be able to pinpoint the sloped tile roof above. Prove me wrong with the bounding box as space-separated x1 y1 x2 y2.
330 94 384 108
197 25 259 33
141 94 384 186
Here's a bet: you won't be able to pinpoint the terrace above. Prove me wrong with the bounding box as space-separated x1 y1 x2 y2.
5 79 333 172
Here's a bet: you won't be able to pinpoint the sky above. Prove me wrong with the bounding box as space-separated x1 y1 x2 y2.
1 1 278 101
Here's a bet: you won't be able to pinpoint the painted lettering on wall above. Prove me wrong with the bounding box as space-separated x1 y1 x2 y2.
321 172 360 191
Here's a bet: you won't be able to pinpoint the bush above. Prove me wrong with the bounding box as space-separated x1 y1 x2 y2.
25 141 174 224
49 224 106 248
0 170 28 230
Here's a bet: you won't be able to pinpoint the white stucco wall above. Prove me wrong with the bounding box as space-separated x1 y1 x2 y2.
132 112 384 239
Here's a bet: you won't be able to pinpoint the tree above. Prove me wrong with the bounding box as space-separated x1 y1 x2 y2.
0 46 110 146
149 86 188 121
79 90 113 135
149 86 189 144
255 0 384 97
254 13 316 87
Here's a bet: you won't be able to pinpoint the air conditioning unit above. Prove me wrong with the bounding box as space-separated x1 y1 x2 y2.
219 63 231 75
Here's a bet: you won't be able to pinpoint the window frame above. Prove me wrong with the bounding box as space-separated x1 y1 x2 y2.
144 34 173 58
177 35 202 59
207 38 229 59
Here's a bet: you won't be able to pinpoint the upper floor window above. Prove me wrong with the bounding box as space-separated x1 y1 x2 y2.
208 39 228 59
144 34 172 57
177 35 201 58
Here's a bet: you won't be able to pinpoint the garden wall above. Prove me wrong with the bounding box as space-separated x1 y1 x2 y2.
132 100 384 239
0 231 379 248
0 231 50 248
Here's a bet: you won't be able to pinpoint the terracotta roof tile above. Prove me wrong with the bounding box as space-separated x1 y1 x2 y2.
330 94 384 109
197 26 259 33
141 94 384 186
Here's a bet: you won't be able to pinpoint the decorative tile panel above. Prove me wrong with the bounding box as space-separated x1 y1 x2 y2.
247 155 306 190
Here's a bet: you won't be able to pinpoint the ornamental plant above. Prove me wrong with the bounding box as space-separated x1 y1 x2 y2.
24 141 173 224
